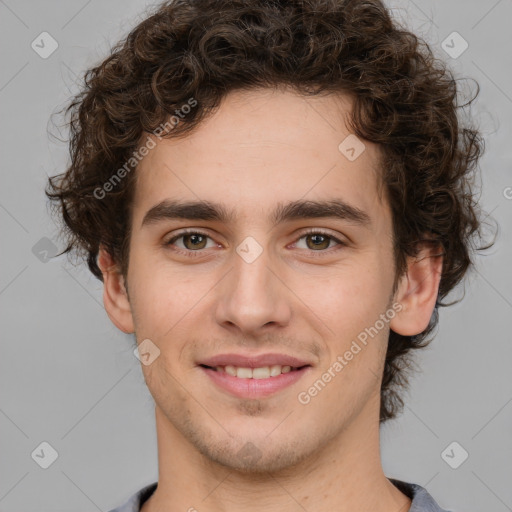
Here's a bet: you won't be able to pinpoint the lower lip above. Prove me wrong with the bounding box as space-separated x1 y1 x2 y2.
200 366 311 399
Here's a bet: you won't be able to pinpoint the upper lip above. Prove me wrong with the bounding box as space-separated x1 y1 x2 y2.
198 353 312 368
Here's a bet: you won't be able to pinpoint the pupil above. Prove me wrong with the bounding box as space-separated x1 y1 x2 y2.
186 234 206 249
308 234 329 250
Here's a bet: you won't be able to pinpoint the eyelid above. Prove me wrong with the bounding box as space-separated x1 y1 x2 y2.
298 227 345 240
164 228 217 247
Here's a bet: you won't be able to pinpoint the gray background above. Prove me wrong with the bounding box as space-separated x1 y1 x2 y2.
0 0 511 510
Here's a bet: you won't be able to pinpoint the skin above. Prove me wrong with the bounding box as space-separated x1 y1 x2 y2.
99 86 442 512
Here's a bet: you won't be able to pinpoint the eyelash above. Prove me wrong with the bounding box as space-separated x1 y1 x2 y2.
164 228 346 258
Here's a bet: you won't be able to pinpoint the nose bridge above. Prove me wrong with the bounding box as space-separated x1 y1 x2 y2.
215 237 291 333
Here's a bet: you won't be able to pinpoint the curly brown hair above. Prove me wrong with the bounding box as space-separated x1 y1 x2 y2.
46 0 490 422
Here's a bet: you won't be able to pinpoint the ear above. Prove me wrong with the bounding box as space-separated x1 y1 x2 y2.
98 246 134 334
390 242 443 336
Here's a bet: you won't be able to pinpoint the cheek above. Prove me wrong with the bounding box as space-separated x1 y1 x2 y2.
127 251 201 338
292 261 393 382
301 260 390 330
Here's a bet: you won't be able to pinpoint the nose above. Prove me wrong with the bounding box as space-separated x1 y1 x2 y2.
214 242 292 335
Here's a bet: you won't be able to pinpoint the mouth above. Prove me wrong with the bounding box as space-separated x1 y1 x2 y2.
198 359 312 399
199 363 309 379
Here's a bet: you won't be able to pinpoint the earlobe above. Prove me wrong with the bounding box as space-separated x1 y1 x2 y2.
98 246 135 334
390 242 443 336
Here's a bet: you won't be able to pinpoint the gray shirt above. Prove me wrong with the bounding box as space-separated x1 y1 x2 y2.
107 478 451 512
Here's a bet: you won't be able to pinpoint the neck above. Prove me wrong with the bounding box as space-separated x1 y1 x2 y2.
141 396 411 512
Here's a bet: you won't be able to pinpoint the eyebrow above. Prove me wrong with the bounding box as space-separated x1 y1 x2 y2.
141 198 371 228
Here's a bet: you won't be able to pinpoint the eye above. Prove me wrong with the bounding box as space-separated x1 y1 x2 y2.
164 230 218 253
293 229 345 252
163 228 346 257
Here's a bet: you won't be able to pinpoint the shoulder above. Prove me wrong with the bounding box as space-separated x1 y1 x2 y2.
389 478 452 512
106 482 158 512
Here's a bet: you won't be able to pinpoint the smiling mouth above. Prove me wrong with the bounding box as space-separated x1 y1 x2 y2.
199 364 309 379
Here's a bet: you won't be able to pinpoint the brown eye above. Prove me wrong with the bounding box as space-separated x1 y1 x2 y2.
293 230 346 254
305 233 331 250
182 233 208 250
165 230 216 253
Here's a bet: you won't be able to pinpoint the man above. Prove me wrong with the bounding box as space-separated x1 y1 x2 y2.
47 0 486 510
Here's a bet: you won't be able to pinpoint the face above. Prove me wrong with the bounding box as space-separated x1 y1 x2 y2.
102 87 428 473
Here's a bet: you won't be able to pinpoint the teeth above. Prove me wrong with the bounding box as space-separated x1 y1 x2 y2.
236 367 253 379
252 367 270 379
214 364 297 378
269 364 282 377
224 365 237 376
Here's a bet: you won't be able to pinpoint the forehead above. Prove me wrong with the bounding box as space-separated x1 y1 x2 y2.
132 87 386 226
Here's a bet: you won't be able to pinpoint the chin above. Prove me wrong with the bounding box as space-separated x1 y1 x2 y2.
192 432 316 475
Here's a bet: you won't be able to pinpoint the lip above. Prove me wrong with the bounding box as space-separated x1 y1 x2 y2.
198 352 312 368
200 365 312 399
